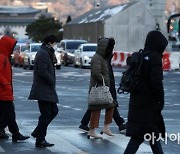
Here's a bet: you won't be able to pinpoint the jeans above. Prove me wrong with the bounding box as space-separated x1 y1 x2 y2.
33 100 58 142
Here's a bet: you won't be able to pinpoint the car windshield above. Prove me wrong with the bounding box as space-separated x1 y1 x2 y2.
31 45 41 52
66 41 86 50
83 45 97 52
21 45 29 52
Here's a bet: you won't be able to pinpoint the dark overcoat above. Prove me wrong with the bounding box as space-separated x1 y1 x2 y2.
126 31 168 138
28 43 59 103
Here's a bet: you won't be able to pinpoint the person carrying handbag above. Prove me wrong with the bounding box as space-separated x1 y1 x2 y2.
87 38 115 139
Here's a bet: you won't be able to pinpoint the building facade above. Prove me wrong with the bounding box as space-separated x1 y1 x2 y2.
0 5 40 41
64 1 156 52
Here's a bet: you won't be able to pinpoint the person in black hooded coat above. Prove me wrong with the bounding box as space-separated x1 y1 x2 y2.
124 30 168 154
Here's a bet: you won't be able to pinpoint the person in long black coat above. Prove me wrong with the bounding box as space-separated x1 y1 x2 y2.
29 35 59 148
124 30 168 154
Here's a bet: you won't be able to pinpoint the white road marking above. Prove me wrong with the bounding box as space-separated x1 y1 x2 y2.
46 130 86 153
45 130 151 154
0 146 5 152
103 134 152 153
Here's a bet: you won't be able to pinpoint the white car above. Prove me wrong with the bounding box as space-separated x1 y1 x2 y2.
54 46 62 69
23 43 41 70
74 43 97 68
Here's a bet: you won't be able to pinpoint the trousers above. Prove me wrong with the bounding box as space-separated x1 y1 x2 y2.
0 101 19 135
89 108 114 129
81 107 124 127
33 100 58 142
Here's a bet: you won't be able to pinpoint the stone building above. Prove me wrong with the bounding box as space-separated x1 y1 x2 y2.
64 1 156 52
0 5 40 41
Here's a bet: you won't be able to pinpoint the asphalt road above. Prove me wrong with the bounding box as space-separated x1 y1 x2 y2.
0 66 180 154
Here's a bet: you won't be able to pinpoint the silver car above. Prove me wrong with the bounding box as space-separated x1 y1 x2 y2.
23 43 41 70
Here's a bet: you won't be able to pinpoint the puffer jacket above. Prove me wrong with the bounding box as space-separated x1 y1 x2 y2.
88 38 115 110
126 30 168 138
0 36 17 101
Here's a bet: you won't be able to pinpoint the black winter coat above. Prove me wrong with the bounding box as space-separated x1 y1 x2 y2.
126 31 168 138
28 43 59 103
108 58 119 107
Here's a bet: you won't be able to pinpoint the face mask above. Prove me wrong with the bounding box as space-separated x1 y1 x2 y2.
49 43 57 51
53 44 57 51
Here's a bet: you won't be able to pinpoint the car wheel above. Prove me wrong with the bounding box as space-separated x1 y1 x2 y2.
23 62 27 69
56 65 61 69
74 60 78 68
29 65 33 70
28 59 33 70
80 58 84 69
13 60 18 67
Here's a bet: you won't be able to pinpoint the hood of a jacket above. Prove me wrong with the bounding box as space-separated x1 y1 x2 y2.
96 38 109 58
144 30 168 54
106 38 115 61
0 36 17 57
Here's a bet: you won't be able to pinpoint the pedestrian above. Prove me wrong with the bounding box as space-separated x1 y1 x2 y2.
79 38 126 133
0 35 30 142
0 111 8 139
124 30 168 154
28 34 59 148
87 37 116 139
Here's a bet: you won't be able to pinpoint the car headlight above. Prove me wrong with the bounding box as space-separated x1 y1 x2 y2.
32 54 36 59
83 55 90 60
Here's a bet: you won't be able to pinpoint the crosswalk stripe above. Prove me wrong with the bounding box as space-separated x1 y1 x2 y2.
0 145 5 152
45 129 152 154
103 134 152 153
46 130 87 153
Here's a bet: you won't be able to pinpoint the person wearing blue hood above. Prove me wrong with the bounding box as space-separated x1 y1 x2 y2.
124 30 168 154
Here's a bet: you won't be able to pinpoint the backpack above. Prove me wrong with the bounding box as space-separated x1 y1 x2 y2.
117 49 148 94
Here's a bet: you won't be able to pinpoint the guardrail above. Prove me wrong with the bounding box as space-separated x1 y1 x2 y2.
112 51 180 71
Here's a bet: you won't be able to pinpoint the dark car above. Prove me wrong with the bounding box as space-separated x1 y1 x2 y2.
59 39 87 66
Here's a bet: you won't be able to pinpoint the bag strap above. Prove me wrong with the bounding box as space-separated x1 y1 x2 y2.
95 75 105 87
101 75 105 86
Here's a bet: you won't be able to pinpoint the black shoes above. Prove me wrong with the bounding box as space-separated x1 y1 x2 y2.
35 140 54 148
31 131 37 138
12 133 30 142
119 123 127 132
79 124 89 132
0 129 9 139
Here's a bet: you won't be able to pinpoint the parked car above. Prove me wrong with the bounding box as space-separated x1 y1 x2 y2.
74 43 97 68
59 39 87 66
23 43 41 70
54 45 62 69
12 43 27 67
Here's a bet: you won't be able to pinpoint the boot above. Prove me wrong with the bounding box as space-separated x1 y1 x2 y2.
0 129 9 139
100 124 114 136
35 139 54 148
12 133 30 142
87 128 102 139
